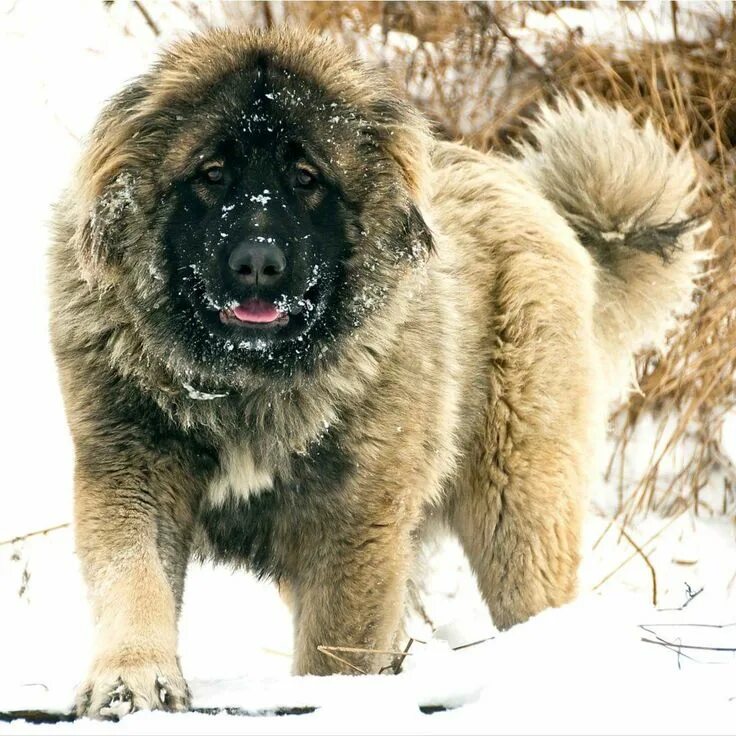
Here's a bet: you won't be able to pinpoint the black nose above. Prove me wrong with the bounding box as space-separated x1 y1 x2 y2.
228 242 286 286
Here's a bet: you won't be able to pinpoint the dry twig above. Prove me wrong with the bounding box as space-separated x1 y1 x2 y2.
0 523 70 549
132 1 159 36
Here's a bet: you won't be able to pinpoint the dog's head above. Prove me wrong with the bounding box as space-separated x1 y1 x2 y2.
72 29 434 385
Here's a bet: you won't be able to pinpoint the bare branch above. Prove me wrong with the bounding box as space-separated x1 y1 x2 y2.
0 523 70 549
133 1 159 36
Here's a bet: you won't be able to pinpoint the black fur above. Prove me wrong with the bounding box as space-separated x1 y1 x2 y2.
577 215 703 266
197 435 354 580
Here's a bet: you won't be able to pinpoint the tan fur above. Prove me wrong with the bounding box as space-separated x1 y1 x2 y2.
516 96 704 401
49 28 704 718
72 461 197 715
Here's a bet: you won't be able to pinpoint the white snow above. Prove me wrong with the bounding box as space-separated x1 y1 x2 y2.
2 517 734 734
250 193 273 206
1 1 734 734
182 382 229 401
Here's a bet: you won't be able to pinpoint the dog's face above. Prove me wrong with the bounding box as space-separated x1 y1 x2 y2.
163 61 368 365
78 32 434 384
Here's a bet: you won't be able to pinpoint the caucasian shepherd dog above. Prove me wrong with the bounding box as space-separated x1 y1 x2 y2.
49 28 703 718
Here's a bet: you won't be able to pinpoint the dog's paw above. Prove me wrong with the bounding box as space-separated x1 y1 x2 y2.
75 652 189 719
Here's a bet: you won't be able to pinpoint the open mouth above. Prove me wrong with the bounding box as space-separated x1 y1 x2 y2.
217 284 323 332
220 298 290 329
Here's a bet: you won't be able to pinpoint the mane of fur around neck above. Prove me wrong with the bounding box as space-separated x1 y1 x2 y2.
142 268 429 462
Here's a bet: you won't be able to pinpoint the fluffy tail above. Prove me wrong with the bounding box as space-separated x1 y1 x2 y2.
517 95 707 399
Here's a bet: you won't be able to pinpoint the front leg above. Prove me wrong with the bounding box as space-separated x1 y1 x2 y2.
291 534 410 676
73 436 207 718
290 514 413 676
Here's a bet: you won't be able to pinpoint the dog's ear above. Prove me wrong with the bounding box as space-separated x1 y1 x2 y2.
71 82 155 285
391 136 436 261
73 171 143 286
368 94 436 261
370 95 432 199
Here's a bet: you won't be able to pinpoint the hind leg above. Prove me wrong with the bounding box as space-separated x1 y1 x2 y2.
448 421 587 629
448 287 600 629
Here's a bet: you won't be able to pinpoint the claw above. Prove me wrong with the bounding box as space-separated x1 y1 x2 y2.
75 664 190 719
99 680 134 720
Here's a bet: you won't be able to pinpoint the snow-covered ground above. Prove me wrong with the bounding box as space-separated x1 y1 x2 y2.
1 1 734 733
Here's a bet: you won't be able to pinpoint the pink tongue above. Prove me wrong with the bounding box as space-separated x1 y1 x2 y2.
232 300 281 323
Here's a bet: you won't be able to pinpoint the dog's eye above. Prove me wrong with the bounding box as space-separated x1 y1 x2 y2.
202 164 224 184
294 164 318 189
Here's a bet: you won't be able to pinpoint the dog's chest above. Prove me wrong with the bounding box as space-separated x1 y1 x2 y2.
207 445 274 506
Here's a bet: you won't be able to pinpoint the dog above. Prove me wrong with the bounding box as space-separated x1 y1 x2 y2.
48 28 703 718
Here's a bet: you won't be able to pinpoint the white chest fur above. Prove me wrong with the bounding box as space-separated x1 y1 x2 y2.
207 445 274 506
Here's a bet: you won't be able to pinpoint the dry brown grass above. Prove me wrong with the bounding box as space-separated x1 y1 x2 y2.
223 1 736 518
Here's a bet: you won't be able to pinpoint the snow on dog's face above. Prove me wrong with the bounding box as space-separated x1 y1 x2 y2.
73 30 434 383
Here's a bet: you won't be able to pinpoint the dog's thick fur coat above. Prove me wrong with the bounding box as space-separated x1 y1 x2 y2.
49 29 703 718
